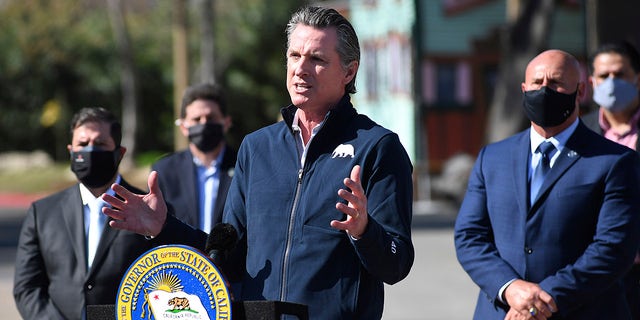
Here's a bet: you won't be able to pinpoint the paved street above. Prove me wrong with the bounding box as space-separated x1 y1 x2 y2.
382 213 477 320
0 207 24 320
0 203 478 320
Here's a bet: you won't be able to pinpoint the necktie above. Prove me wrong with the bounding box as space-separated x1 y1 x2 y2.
530 141 556 205
87 199 106 268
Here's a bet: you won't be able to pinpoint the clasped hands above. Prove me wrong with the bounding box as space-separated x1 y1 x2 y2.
504 280 557 320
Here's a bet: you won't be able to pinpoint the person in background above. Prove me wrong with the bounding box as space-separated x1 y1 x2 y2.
13 107 204 320
152 83 236 233
455 49 640 320
582 40 640 319
102 6 414 319
583 41 640 147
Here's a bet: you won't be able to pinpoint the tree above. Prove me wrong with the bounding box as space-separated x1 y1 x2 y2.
485 0 555 143
172 0 189 151
213 0 304 147
0 0 306 161
0 0 122 159
107 0 139 169
198 0 216 84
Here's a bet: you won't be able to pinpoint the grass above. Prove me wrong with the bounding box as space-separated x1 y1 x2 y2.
0 162 151 194
0 163 75 194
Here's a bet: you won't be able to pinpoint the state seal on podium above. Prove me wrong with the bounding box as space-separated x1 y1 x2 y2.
115 245 232 320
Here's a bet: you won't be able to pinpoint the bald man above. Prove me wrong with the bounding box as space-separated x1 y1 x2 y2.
455 50 640 320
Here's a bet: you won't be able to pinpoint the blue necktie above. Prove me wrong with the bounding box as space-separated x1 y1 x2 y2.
87 199 106 268
530 141 556 205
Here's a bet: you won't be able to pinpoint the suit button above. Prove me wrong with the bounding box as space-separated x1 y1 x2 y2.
87 284 93 290
525 247 533 254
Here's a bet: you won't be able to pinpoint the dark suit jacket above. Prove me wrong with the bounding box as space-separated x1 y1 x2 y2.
454 121 640 319
152 146 236 231
13 179 207 320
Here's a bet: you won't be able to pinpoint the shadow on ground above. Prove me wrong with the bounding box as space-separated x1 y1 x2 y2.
412 212 458 229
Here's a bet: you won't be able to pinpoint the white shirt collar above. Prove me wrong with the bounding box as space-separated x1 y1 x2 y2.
292 108 327 167
292 109 327 137
529 118 579 154
79 174 121 205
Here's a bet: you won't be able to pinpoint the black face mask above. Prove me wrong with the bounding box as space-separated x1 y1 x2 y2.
188 122 224 152
522 86 577 127
70 147 121 188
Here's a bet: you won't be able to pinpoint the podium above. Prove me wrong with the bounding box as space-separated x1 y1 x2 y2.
86 305 114 320
108 245 309 320
87 301 308 320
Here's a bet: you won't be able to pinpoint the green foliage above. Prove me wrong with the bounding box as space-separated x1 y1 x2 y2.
0 0 124 159
0 0 306 161
211 0 306 147
135 150 168 167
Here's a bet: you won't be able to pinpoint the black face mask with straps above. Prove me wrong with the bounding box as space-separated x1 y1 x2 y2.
522 86 577 127
188 122 224 152
70 146 121 188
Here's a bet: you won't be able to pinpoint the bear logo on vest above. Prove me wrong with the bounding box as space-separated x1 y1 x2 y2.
331 144 355 158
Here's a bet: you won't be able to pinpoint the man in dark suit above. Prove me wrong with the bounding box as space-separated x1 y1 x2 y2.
455 50 640 320
581 41 640 319
13 107 204 320
152 83 236 233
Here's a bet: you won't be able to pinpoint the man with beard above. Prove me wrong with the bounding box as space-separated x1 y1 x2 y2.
13 107 203 320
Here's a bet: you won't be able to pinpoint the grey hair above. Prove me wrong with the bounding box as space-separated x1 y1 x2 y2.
286 6 360 94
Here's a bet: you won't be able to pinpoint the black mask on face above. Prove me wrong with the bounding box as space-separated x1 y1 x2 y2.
70 146 121 188
188 122 224 152
522 86 577 127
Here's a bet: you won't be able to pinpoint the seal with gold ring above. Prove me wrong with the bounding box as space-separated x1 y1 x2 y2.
116 245 232 320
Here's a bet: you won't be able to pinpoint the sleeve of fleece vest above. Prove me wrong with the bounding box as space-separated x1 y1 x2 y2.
154 205 208 251
351 133 414 285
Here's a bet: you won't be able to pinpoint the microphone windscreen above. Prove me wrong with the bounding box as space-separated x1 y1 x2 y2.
205 223 238 253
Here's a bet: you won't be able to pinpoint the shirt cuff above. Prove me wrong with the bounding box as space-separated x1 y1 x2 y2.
498 278 518 304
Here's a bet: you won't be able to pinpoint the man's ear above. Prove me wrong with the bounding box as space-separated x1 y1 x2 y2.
177 119 190 137
223 116 232 133
344 61 359 86
577 81 586 100
117 146 127 161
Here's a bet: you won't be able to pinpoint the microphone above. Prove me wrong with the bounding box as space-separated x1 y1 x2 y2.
205 223 238 266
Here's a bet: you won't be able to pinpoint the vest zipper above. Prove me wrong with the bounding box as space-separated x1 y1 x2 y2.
280 168 304 301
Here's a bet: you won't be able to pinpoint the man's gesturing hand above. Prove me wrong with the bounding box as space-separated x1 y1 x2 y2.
103 171 168 238
331 165 368 239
